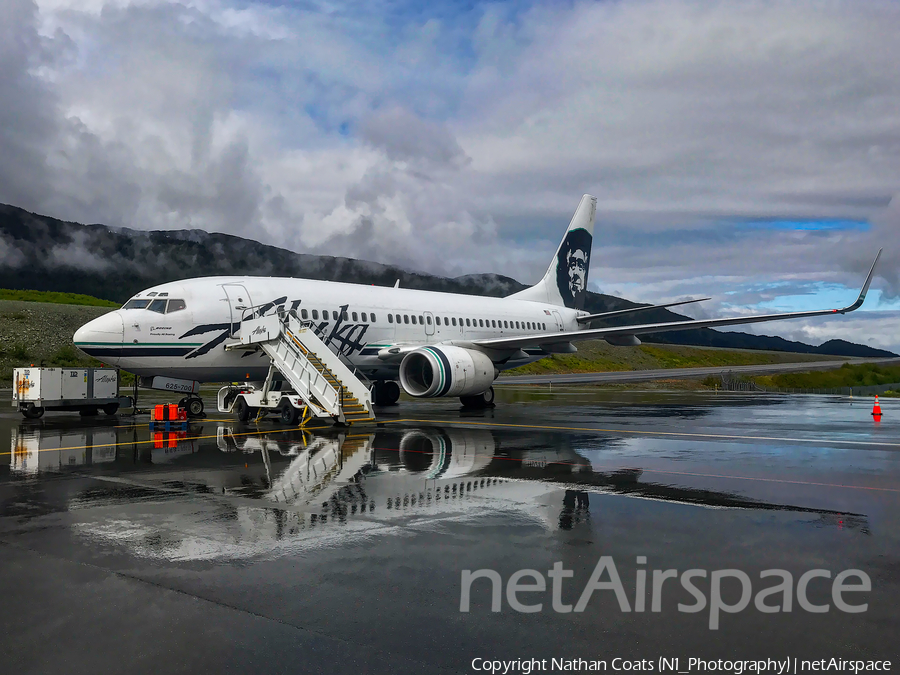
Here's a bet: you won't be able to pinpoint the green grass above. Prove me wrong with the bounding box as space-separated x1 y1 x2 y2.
0 288 118 307
1 344 100 368
503 341 836 377
504 353 632 376
2 344 135 384
7 344 32 361
638 345 801 369
0 298 136 385
754 363 900 389
47 345 93 366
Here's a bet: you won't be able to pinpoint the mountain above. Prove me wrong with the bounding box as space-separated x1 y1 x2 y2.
0 204 522 300
0 203 893 358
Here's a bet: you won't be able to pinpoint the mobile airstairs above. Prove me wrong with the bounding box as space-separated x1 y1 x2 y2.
217 310 376 427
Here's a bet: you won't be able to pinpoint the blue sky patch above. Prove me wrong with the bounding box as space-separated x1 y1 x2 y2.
740 219 870 232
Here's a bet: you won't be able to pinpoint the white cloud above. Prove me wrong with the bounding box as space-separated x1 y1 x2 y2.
1 0 898 349
0 236 25 268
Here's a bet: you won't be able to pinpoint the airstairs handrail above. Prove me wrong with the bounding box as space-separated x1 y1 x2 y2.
236 304 373 391
284 310 374 389
281 313 373 410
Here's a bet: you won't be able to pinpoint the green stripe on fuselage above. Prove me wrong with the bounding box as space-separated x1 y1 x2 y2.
74 341 203 346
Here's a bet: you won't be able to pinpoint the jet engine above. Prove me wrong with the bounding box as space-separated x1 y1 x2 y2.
399 346 497 398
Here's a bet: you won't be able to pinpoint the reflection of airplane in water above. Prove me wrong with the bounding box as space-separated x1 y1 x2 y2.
51 421 868 562
216 424 868 534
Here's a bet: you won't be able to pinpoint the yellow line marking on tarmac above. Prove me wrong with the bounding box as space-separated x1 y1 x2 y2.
0 423 331 456
6 415 897 461
113 418 239 428
379 418 900 449
6 417 897 495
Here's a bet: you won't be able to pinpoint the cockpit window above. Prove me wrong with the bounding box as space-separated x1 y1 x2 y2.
148 299 167 314
123 299 150 309
166 299 187 313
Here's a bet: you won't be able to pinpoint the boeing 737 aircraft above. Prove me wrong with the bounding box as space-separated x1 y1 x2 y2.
74 195 881 415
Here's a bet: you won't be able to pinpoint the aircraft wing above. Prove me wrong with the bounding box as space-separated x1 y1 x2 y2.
473 250 882 351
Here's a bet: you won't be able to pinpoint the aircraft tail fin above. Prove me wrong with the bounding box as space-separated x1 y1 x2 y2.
510 194 596 310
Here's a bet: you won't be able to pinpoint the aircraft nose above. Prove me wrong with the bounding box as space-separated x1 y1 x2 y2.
74 311 125 364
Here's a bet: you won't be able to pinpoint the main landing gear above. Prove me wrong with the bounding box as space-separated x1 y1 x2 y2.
178 395 205 418
372 380 401 406
460 386 495 409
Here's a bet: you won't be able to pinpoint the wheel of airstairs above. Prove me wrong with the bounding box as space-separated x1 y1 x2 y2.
235 397 258 423
279 401 300 425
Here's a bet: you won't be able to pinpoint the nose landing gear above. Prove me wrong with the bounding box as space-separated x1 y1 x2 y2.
178 395 205 418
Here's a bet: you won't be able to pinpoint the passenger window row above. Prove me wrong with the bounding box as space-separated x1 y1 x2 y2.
434 316 547 331
382 313 547 331
388 314 428 325
299 308 378 323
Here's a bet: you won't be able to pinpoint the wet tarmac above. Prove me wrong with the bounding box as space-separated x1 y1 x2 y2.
1 387 898 673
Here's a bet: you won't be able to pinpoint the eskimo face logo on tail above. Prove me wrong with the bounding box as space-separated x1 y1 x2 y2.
555 228 592 309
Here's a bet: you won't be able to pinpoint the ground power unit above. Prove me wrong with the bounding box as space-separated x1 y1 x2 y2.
12 367 132 419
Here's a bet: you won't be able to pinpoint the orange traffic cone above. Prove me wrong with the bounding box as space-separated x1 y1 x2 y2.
872 395 883 418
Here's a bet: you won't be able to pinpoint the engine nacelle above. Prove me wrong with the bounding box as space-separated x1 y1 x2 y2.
399 346 497 398
605 334 641 346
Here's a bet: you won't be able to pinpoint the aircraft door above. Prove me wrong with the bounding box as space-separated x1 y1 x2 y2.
221 284 253 337
423 311 435 336
551 310 564 331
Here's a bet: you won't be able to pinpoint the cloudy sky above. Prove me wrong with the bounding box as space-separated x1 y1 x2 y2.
2 0 899 350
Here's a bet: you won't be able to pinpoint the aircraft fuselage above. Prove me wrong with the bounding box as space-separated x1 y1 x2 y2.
74 276 582 383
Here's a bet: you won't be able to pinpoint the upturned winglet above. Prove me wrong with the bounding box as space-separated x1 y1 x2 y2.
837 248 882 314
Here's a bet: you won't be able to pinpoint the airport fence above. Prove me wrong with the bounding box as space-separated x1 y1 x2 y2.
715 371 900 396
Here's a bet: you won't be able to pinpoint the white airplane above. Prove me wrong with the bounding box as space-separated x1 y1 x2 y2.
74 195 881 415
